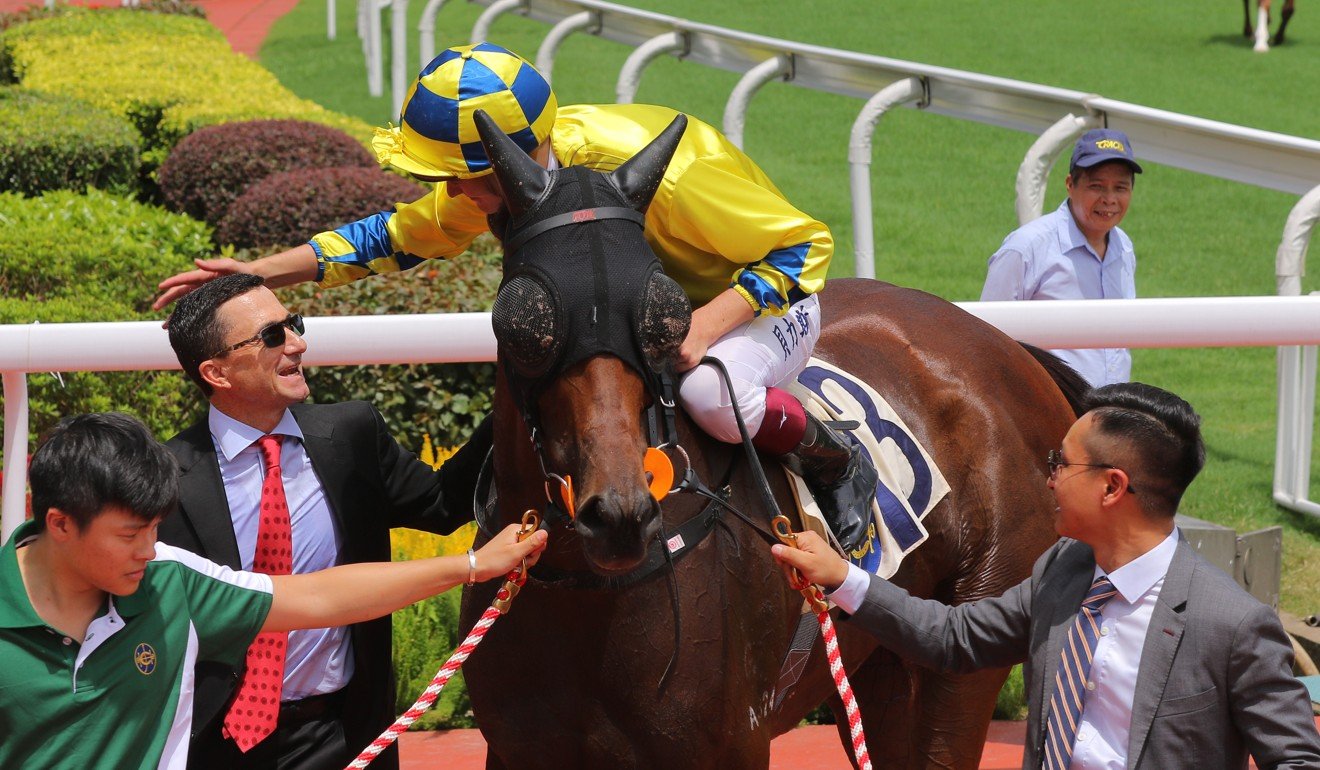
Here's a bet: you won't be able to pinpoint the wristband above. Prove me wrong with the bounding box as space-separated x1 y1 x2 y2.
466 548 478 586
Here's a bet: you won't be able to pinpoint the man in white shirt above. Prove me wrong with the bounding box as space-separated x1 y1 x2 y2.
981 129 1141 388
773 382 1320 769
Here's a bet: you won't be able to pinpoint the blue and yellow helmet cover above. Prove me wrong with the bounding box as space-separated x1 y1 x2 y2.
372 42 557 179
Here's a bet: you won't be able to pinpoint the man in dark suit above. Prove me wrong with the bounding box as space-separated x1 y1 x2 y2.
160 273 486 769
774 382 1320 769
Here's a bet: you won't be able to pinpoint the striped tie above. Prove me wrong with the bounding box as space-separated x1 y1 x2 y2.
1043 575 1118 770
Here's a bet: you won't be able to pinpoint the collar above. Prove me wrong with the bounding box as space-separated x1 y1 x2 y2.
1055 198 1103 260
208 405 303 463
1095 528 1179 605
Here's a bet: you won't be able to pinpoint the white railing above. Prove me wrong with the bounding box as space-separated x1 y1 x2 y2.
6 296 1320 540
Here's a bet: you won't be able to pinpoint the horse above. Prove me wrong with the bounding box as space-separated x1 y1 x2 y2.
457 108 1088 768
1245 0 1296 51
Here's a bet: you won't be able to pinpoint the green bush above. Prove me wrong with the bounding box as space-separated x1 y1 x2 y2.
391 588 473 729
159 119 373 227
0 189 210 440
0 10 372 190
216 166 426 249
274 239 503 447
0 86 140 197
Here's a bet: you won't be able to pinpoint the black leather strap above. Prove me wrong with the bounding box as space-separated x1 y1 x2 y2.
502 206 646 254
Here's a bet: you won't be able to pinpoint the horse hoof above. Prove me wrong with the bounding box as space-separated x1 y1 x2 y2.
1254 40 1270 52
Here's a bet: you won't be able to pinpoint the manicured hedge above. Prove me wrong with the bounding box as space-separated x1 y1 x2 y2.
0 189 211 440
159 119 374 227
0 10 372 183
0 86 140 196
217 165 427 249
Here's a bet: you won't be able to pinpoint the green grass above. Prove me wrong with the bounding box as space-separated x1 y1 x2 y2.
259 0 1320 614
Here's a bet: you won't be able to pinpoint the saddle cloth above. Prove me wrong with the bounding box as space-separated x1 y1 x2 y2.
785 358 950 579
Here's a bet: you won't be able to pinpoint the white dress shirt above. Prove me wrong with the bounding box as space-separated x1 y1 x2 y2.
980 199 1136 388
828 529 1181 770
208 406 352 701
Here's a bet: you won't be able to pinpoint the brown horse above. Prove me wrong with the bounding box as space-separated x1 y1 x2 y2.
458 111 1086 768
1245 0 1297 51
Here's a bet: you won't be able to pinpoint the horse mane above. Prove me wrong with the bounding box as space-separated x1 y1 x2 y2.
1017 342 1090 417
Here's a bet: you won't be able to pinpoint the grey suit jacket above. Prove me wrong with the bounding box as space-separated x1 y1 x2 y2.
850 535 1320 769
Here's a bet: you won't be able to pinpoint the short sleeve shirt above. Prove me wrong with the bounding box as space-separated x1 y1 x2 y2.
0 520 273 769
980 199 1136 387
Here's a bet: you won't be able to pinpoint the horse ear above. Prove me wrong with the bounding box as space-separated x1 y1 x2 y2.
473 109 549 219
609 114 687 212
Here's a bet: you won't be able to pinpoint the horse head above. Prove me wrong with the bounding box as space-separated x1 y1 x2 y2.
476 110 692 574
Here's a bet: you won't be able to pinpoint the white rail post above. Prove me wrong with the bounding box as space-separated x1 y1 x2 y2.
417 0 449 68
364 0 386 96
328 0 337 40
1 372 29 543
616 31 686 104
849 77 925 280
536 10 599 84
471 0 524 45
391 0 410 119
722 54 792 150
1273 184 1320 519
1014 112 1102 225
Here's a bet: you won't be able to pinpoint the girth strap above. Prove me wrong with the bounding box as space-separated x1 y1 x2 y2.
502 206 646 254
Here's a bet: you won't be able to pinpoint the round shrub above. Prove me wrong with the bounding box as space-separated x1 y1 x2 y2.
0 86 140 196
217 165 427 249
159 119 374 227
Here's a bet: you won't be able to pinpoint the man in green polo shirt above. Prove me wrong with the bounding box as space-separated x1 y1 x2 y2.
0 412 546 769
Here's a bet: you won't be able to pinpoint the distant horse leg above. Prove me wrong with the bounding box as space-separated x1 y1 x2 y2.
1274 0 1295 44
1255 0 1273 51
1245 0 1256 35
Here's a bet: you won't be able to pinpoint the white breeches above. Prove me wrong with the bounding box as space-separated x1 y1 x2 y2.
677 294 821 443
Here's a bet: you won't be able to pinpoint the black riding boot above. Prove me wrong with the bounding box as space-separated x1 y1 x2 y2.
780 414 878 554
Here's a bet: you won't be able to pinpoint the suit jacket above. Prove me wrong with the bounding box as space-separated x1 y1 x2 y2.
851 535 1320 769
158 401 487 770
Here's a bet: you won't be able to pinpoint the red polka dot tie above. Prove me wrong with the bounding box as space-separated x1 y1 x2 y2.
223 434 293 752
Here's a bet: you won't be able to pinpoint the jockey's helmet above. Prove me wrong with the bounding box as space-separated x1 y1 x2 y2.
371 42 557 180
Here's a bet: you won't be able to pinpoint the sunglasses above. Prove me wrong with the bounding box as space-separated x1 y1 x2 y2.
1046 450 1137 493
212 314 304 358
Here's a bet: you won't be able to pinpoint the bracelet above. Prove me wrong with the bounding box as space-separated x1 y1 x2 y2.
466 548 478 586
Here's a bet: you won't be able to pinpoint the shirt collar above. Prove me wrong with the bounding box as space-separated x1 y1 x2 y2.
1096 528 1179 604
0 520 45 629
1054 198 1099 259
208 405 303 462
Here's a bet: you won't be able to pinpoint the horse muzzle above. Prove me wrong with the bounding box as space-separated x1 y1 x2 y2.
573 487 662 573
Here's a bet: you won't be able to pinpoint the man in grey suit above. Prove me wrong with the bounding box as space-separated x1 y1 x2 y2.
774 382 1320 769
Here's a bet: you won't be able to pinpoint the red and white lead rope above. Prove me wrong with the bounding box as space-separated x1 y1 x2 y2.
817 608 871 770
345 605 501 769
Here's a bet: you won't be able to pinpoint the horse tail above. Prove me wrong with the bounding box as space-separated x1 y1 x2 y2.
1018 342 1090 417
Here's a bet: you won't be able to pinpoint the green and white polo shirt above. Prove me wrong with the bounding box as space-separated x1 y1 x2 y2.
0 520 274 769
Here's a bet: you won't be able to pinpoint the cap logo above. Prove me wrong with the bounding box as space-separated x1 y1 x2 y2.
134 642 157 675
1094 139 1126 152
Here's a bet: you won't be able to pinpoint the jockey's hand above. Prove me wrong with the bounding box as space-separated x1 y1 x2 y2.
473 523 549 581
771 530 849 592
675 333 710 373
675 288 757 372
153 258 254 311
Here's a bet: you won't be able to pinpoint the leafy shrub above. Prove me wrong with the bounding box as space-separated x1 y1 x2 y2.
0 189 210 440
0 86 140 196
216 166 426 249
0 11 372 188
159 119 373 227
273 237 504 447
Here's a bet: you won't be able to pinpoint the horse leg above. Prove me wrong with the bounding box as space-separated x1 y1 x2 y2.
1255 0 1273 50
828 648 922 768
913 667 1013 768
1244 0 1256 35
1273 0 1295 44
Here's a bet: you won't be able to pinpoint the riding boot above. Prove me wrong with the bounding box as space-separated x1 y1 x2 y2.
779 413 879 554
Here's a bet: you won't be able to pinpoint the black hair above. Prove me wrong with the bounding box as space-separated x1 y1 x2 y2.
167 273 265 396
29 412 178 531
1083 382 1205 518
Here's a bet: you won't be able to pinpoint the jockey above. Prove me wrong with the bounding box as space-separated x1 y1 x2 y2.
154 42 877 551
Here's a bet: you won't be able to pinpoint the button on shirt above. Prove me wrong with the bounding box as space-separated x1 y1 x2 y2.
209 406 352 701
980 199 1136 388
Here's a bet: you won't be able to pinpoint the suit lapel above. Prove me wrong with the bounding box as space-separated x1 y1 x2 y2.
292 405 352 536
173 423 243 568
1126 538 1192 763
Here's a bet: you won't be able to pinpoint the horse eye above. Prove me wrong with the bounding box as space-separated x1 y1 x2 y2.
492 274 563 377
634 272 691 370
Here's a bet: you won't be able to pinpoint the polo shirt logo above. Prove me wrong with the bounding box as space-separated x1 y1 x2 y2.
134 643 157 675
